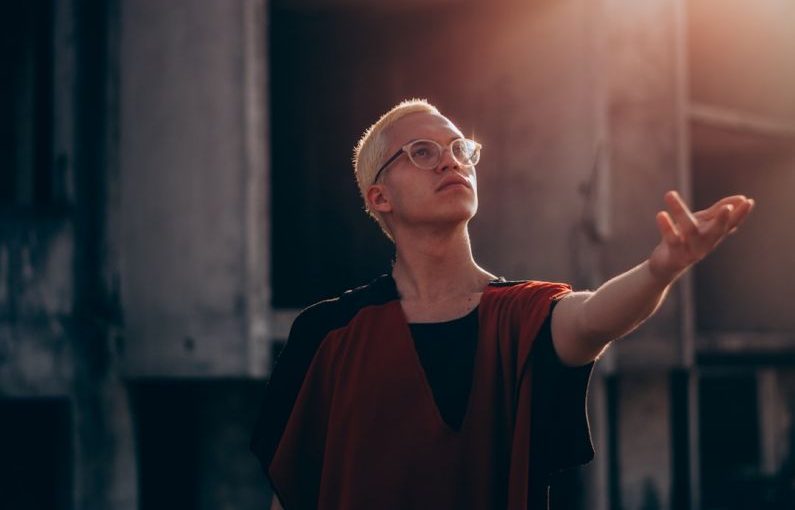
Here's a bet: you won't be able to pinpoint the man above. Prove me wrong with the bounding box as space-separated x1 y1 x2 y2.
251 99 754 509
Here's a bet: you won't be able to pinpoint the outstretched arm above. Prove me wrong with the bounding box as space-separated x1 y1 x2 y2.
551 190 755 366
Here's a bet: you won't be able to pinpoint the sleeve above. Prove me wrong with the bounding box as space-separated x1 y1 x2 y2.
530 297 595 478
249 303 331 480
510 281 573 378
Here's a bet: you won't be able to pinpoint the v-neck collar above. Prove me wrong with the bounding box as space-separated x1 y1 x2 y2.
359 273 513 432
376 273 506 434
391 299 479 433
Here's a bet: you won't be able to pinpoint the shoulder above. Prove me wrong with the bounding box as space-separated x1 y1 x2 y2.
249 274 397 469
485 278 573 312
289 273 397 338
488 277 571 292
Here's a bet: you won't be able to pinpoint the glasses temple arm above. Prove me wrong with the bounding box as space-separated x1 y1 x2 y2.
371 149 404 185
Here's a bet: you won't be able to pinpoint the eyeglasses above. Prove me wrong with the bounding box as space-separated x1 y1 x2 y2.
371 138 482 185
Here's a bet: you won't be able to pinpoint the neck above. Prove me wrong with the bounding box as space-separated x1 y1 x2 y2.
390 222 495 302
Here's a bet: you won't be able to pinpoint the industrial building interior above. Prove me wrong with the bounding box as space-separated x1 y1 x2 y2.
1 0 794 509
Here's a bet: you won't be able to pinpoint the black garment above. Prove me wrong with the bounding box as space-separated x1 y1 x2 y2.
408 306 480 431
250 274 593 509
408 298 593 507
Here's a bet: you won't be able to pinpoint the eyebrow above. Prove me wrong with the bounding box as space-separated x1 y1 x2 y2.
402 135 463 146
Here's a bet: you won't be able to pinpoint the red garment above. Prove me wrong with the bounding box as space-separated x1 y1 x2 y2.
252 276 591 509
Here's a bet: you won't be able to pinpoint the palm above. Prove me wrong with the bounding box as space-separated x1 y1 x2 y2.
648 191 755 282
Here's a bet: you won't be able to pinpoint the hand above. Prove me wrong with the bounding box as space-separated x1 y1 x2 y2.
648 190 755 284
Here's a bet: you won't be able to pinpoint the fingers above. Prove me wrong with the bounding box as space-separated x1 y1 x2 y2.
654 191 755 275
701 204 734 246
659 190 753 251
694 195 755 232
727 197 755 231
664 191 699 237
656 211 683 246
693 195 747 221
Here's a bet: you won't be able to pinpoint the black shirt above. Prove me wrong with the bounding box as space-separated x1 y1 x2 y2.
409 298 593 508
409 306 479 431
250 275 593 509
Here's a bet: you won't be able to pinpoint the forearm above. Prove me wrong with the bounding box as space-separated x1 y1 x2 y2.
554 191 753 366
578 259 679 349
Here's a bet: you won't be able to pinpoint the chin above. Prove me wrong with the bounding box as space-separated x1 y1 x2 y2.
433 204 478 226
397 196 478 229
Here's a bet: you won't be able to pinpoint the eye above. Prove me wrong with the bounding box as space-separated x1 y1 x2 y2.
410 141 437 160
452 140 471 159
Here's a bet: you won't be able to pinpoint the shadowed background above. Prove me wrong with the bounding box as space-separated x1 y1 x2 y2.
1 0 794 509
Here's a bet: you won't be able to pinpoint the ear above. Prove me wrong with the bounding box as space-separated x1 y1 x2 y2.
366 184 393 214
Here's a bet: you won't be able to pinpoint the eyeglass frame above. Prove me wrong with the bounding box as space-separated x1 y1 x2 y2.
371 137 482 185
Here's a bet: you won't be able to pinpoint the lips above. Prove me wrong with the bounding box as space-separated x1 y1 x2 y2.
436 175 472 192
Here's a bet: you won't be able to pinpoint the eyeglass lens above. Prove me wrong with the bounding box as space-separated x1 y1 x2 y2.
408 139 479 169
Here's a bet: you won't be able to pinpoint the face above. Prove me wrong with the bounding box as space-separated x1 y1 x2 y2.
367 111 479 234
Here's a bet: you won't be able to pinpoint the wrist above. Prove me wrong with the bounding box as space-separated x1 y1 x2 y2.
645 259 683 288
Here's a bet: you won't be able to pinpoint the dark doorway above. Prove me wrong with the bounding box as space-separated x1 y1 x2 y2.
699 372 760 510
132 381 200 510
0 397 73 510
0 0 54 209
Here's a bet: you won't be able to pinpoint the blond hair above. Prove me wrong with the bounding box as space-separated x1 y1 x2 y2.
353 98 440 239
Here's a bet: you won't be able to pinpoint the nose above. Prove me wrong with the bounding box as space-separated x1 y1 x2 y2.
436 146 460 173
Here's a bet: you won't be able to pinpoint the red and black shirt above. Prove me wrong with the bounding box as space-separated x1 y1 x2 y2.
250 274 594 509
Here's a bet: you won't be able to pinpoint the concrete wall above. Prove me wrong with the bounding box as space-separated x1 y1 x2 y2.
688 0 795 337
688 0 795 123
0 222 75 396
3 0 794 509
619 375 673 510
0 0 141 508
2 1 270 508
693 151 795 334
598 0 689 370
119 0 269 377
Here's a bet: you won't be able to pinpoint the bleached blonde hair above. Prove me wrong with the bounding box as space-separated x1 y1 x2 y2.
353 98 441 240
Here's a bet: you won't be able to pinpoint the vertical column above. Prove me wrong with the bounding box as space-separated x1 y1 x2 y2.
241 0 270 378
